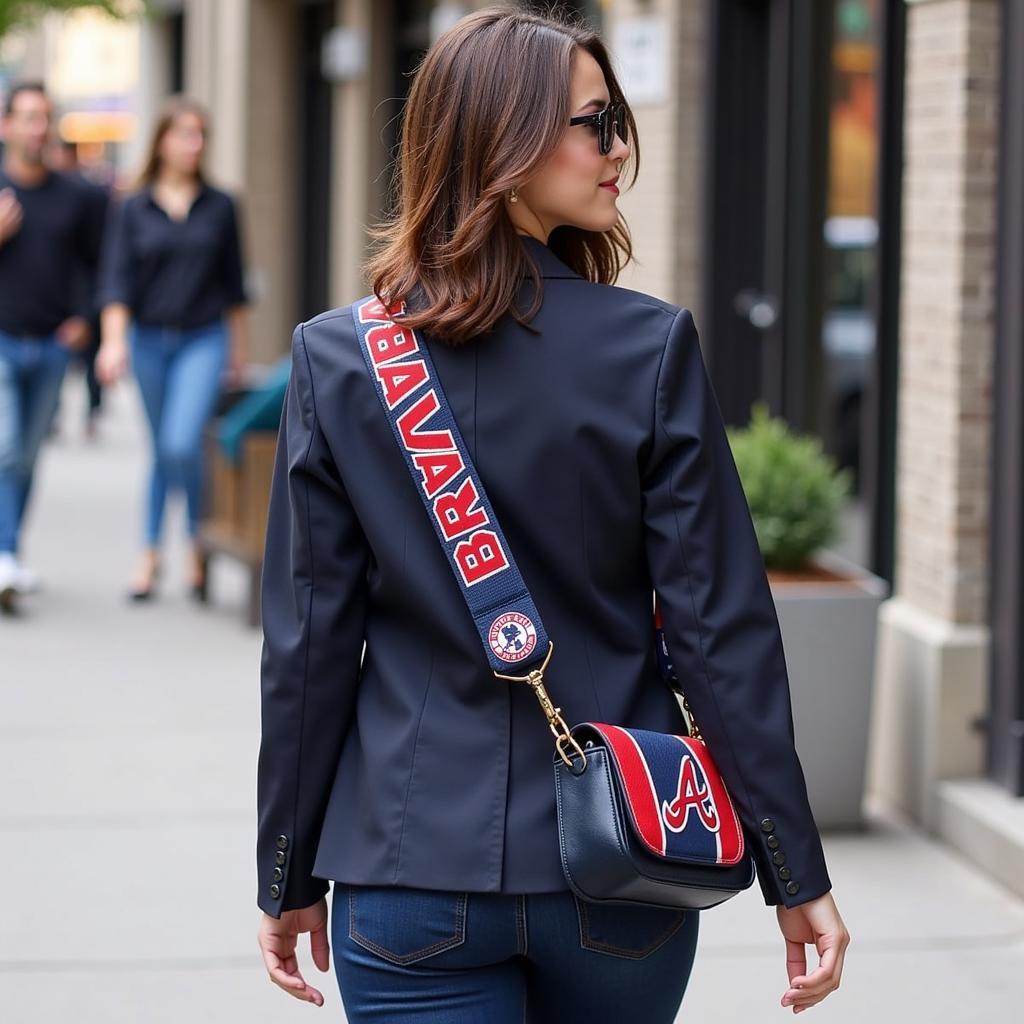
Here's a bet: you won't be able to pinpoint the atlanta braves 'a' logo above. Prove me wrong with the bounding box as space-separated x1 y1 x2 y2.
662 754 720 834
488 611 537 663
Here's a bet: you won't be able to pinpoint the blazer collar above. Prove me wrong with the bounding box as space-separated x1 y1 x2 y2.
518 233 581 279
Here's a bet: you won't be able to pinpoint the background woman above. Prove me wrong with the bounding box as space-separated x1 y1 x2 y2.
96 95 248 600
255 7 848 1022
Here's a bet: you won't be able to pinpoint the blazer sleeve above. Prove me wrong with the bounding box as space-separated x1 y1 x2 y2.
641 307 832 910
256 322 370 917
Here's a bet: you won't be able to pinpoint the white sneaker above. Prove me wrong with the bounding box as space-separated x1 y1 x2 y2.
0 553 18 608
0 554 37 596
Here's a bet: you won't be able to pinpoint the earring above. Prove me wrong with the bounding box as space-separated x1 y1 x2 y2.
509 187 519 204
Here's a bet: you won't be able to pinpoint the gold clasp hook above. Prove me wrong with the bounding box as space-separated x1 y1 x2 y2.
679 691 705 744
494 641 587 769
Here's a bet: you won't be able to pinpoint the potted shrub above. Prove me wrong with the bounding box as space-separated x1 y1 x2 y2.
727 402 888 829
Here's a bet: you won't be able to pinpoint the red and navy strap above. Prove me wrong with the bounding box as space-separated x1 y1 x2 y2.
351 295 550 675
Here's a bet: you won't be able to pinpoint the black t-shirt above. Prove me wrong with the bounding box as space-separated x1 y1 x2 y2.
98 182 248 329
0 167 106 338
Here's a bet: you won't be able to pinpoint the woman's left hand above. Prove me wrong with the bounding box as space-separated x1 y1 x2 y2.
257 897 330 1007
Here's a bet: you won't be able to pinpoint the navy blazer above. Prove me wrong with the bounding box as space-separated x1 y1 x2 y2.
256 234 832 917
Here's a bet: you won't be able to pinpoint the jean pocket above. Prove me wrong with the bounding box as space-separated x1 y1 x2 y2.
347 885 468 966
573 893 689 960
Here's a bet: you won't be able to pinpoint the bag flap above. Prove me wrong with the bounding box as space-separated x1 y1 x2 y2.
578 722 746 867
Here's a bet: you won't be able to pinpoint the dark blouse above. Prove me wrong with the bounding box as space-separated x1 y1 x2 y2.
98 181 248 329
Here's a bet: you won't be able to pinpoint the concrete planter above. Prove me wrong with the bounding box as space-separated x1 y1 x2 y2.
768 549 889 830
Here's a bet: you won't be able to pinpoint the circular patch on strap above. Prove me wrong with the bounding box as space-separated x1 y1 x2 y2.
488 611 538 663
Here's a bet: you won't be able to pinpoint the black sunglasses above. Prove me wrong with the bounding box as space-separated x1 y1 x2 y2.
568 101 627 156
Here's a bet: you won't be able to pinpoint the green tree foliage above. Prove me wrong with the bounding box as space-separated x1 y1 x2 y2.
726 401 853 571
0 2 134 40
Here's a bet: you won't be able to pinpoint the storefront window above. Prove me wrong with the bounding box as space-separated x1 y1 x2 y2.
822 0 880 561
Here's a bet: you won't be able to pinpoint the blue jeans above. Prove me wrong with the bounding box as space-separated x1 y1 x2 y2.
333 884 700 1023
0 332 72 554
130 320 227 546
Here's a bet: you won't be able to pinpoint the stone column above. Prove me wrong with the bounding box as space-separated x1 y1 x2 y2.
867 0 999 830
183 0 248 190
608 0 706 317
329 0 393 305
245 0 300 362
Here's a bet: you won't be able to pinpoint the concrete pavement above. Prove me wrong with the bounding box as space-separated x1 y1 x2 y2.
2 370 1022 1022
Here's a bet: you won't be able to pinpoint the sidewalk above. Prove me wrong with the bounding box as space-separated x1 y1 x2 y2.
2 371 1022 1022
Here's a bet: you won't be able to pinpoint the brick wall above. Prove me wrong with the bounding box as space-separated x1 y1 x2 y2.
897 0 999 624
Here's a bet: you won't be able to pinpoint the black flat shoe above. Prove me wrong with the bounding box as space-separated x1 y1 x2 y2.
127 563 161 602
189 551 209 603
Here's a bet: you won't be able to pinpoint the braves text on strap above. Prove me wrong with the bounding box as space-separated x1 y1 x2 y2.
351 295 550 675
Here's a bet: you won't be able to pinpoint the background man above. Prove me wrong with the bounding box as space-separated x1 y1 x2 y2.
0 82 106 609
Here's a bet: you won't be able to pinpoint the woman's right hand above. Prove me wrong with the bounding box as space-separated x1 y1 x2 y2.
96 336 128 385
257 898 330 1007
776 891 850 1013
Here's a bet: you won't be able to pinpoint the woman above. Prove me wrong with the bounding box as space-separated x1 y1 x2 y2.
255 7 849 1022
96 95 249 600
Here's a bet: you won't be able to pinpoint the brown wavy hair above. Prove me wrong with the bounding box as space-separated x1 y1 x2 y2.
364 4 640 346
135 94 209 189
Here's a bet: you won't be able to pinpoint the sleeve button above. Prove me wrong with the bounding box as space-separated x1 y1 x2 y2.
772 851 787 866
274 850 287 866
785 881 800 896
778 866 792 880
759 818 776 833
269 883 281 899
272 867 283 882
766 835 780 849
276 835 289 851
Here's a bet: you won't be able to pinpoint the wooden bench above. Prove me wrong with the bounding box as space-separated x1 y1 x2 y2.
197 429 278 626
